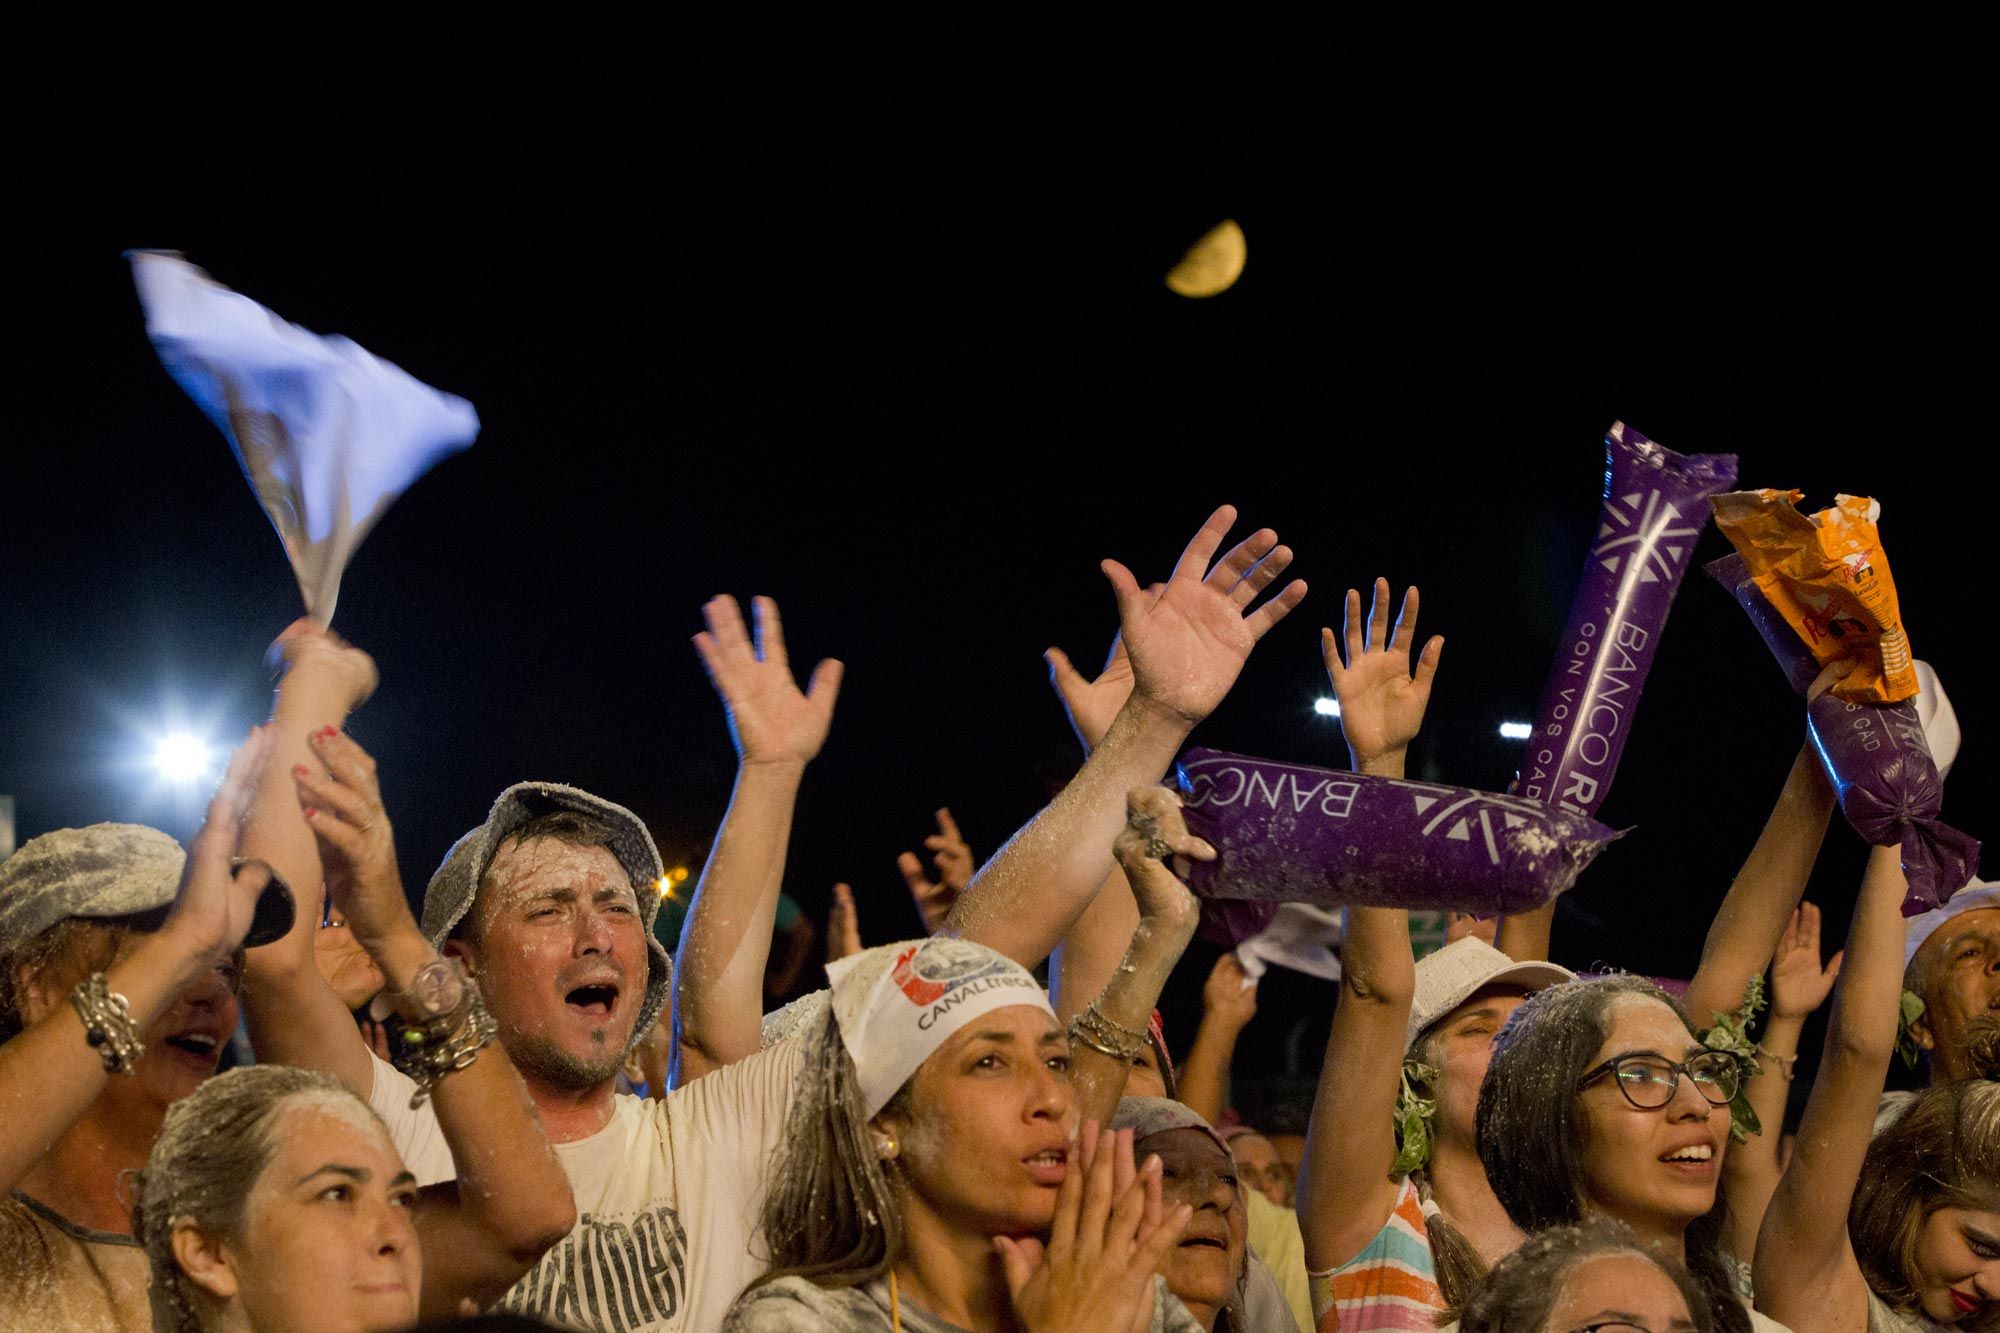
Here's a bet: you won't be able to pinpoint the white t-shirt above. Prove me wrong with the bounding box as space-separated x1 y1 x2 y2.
368 1037 805 1333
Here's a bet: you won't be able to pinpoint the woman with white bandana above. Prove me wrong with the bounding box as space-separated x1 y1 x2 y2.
723 790 1223 1332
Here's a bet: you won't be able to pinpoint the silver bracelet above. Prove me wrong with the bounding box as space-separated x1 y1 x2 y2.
70 973 144 1076
1069 1001 1147 1063
391 983 499 1109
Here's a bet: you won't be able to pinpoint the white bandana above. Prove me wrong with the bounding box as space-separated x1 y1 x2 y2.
826 938 1054 1119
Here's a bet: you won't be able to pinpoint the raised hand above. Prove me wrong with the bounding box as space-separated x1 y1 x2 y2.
1046 615 1142 755
826 883 864 962
1103 505 1306 729
293 729 415 955
314 920 387 1011
1321 579 1443 773
1112 787 1210 935
1770 902 1844 1021
996 1121 1190 1333
269 617 379 712
1202 952 1259 1030
897 808 974 934
162 728 279 962
692 595 843 768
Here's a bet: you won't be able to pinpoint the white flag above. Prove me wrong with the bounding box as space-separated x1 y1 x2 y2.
130 251 479 624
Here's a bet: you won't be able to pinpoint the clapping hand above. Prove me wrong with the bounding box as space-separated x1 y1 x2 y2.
996 1122 1190 1333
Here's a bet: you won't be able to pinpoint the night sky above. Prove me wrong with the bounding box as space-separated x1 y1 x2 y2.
5 43 1989 1108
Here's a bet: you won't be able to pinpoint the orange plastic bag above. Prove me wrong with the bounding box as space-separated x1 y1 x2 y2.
1710 489 1916 703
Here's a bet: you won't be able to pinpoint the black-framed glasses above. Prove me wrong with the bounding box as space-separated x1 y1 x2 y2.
1576 1050 1742 1109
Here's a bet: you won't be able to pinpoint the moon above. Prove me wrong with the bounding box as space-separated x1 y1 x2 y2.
1166 220 1246 298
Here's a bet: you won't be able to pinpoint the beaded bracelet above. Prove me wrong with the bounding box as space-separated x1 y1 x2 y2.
71 973 144 1075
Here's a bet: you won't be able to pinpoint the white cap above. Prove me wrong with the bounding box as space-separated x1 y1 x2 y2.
1905 880 2000 970
827 937 1054 1119
1407 936 1574 1051
1914 661 1959 782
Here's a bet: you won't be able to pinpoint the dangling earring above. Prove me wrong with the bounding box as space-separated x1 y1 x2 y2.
875 1135 899 1161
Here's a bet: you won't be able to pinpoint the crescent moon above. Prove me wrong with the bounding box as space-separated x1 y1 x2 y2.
1166 220 1247 298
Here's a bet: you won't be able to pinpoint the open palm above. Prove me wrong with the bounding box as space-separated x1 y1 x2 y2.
1322 579 1443 769
693 595 844 766
1104 505 1307 727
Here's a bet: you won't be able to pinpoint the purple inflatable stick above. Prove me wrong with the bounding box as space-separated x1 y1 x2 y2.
1808 693 1981 913
1517 424 1738 817
1175 749 1621 916
1709 553 1979 912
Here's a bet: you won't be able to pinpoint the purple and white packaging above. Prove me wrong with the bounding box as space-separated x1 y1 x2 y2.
1808 692 1980 914
1175 749 1620 916
1710 551 1978 911
1517 424 1738 816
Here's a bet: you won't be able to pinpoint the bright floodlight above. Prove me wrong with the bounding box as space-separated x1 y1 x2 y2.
153 733 213 784
1314 697 1342 717
1498 721 1533 741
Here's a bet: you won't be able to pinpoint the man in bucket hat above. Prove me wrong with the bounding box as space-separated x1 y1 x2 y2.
242 601 839 1333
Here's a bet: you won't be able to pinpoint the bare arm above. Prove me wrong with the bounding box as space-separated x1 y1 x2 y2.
1682 742 1837 1025
1495 902 1555 964
1722 903 1842 1264
1069 789 1206 1130
956 506 1306 970
238 622 381 1094
1298 580 1443 1269
674 596 842 1085
1752 845 1907 1332
1178 954 1259 1125
0 735 272 1193
297 730 577 1315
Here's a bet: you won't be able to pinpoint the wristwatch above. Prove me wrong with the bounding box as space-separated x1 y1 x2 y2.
371 957 467 1024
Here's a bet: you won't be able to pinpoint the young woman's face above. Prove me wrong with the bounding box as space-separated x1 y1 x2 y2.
1145 1127 1248 1323
1432 985 1531 1147
1907 1205 2000 1324
889 1005 1077 1237
1574 997 1728 1238
1544 1252 1698 1333
220 1101 421 1333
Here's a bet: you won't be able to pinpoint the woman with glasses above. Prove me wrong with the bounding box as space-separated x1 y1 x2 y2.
1458 1218 1714 1333
1754 844 1998 1332
1473 971 1773 1333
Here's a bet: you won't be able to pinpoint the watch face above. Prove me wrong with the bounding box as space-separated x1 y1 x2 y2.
407 961 465 1018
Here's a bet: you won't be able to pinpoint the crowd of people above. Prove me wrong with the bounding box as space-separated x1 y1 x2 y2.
1 505 1993 1333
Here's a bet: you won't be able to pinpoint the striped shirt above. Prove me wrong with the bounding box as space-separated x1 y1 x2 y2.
1308 1177 1445 1333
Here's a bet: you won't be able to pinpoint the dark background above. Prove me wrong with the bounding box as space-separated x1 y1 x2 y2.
4 38 1989 1115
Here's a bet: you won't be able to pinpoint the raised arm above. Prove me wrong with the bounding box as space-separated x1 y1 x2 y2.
1069 788 1207 1130
957 505 1305 970
1681 739 1838 1026
295 730 577 1316
1752 843 1908 1333
238 622 382 1092
1177 954 1260 1126
1723 902 1842 1263
0 734 273 1193
1298 579 1442 1268
674 595 842 1084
